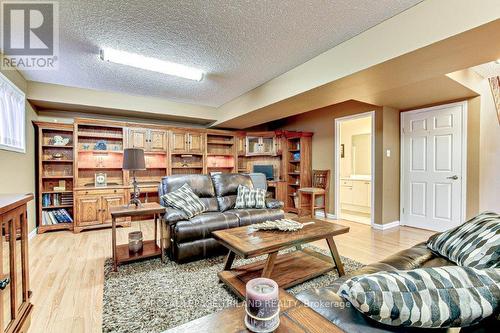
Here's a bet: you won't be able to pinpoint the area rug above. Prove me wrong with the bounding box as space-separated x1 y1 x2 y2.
102 245 364 333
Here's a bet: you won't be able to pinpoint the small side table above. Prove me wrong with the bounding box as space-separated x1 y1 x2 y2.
110 202 166 271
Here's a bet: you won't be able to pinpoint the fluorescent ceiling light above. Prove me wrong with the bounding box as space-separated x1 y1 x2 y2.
100 48 204 81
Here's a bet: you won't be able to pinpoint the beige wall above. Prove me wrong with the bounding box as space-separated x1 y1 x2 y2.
466 97 481 219
380 107 401 225
271 100 400 225
478 80 500 212
0 66 37 232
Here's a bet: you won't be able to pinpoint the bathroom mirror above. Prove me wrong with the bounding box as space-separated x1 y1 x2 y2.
351 133 371 176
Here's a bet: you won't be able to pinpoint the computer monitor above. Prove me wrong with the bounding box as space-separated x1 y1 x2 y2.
253 165 274 180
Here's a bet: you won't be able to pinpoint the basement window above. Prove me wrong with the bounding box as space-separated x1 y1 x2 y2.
0 72 25 153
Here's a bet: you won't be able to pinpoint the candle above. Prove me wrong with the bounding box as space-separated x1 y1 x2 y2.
245 278 280 332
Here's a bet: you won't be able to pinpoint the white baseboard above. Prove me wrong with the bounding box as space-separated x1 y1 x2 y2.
28 228 37 241
372 220 400 230
314 211 337 219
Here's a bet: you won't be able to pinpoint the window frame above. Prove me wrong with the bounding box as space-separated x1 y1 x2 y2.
0 72 26 153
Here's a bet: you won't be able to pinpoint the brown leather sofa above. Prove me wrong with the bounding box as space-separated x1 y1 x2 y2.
295 234 497 332
159 173 284 263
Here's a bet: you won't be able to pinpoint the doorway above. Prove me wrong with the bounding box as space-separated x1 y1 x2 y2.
334 112 374 225
400 102 467 231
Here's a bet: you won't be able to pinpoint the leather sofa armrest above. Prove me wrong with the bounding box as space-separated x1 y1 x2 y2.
266 199 284 209
163 207 188 225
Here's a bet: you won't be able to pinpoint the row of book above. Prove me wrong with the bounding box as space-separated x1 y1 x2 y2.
42 209 73 225
42 193 73 207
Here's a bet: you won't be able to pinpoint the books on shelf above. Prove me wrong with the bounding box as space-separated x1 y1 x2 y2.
42 209 73 225
42 193 73 207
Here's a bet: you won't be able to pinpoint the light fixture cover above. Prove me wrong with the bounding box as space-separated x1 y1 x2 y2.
100 48 204 81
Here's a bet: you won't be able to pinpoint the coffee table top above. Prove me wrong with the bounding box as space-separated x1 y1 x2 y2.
164 289 343 333
212 217 349 258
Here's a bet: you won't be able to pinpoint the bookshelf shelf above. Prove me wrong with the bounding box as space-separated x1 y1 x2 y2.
77 132 123 139
42 205 73 209
42 145 73 148
42 160 73 163
42 176 74 179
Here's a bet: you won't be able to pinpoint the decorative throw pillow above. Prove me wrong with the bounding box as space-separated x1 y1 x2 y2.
427 211 499 269
235 185 266 209
338 266 500 328
161 183 207 218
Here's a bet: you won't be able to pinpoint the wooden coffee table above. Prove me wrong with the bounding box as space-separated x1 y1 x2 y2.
164 289 343 333
212 217 349 299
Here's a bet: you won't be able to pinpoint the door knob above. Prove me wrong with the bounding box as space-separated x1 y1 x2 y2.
446 175 459 180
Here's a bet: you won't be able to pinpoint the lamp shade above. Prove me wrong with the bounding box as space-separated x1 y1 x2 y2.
123 148 146 170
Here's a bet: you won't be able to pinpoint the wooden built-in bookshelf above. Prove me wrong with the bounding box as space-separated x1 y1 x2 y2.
35 122 75 233
34 118 313 233
206 131 236 174
284 131 313 213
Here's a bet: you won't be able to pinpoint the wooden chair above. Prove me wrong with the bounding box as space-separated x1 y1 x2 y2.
298 170 330 218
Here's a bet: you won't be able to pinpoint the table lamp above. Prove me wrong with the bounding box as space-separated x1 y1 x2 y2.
123 148 146 207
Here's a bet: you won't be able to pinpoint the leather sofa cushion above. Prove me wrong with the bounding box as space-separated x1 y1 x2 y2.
217 195 236 212
226 208 284 227
211 173 253 197
159 174 215 200
200 197 219 212
174 212 239 243
295 242 460 333
173 238 227 263
327 242 454 291
296 289 454 333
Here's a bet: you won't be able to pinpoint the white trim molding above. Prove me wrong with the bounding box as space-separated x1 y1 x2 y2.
334 111 375 227
314 211 337 220
372 220 400 230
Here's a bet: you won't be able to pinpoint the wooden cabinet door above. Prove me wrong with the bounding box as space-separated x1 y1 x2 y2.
261 137 275 155
246 137 260 155
76 196 101 226
170 131 188 153
188 132 204 153
101 194 126 224
128 128 148 149
149 129 167 152
236 136 246 156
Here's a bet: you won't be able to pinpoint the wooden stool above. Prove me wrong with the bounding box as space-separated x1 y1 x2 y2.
298 170 330 218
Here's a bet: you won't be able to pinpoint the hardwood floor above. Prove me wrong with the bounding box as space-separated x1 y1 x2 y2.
27 218 434 332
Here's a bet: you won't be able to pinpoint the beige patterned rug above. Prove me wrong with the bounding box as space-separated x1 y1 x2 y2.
102 245 363 333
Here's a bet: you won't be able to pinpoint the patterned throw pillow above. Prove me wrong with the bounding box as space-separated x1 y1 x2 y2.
427 211 499 269
338 266 500 328
235 185 266 209
161 183 207 218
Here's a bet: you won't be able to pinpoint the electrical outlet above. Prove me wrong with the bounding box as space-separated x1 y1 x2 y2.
386 149 391 157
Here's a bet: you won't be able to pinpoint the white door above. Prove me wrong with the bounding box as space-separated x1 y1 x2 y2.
401 102 466 231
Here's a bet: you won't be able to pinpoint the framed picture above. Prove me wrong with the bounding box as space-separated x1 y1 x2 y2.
95 172 107 187
488 76 500 125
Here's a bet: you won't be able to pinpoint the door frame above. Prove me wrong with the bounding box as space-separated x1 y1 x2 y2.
400 101 468 228
334 111 375 227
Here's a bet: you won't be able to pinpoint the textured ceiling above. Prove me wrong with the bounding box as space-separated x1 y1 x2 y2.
20 0 422 107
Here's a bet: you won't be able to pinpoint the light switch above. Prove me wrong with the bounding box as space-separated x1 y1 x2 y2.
386 149 391 157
